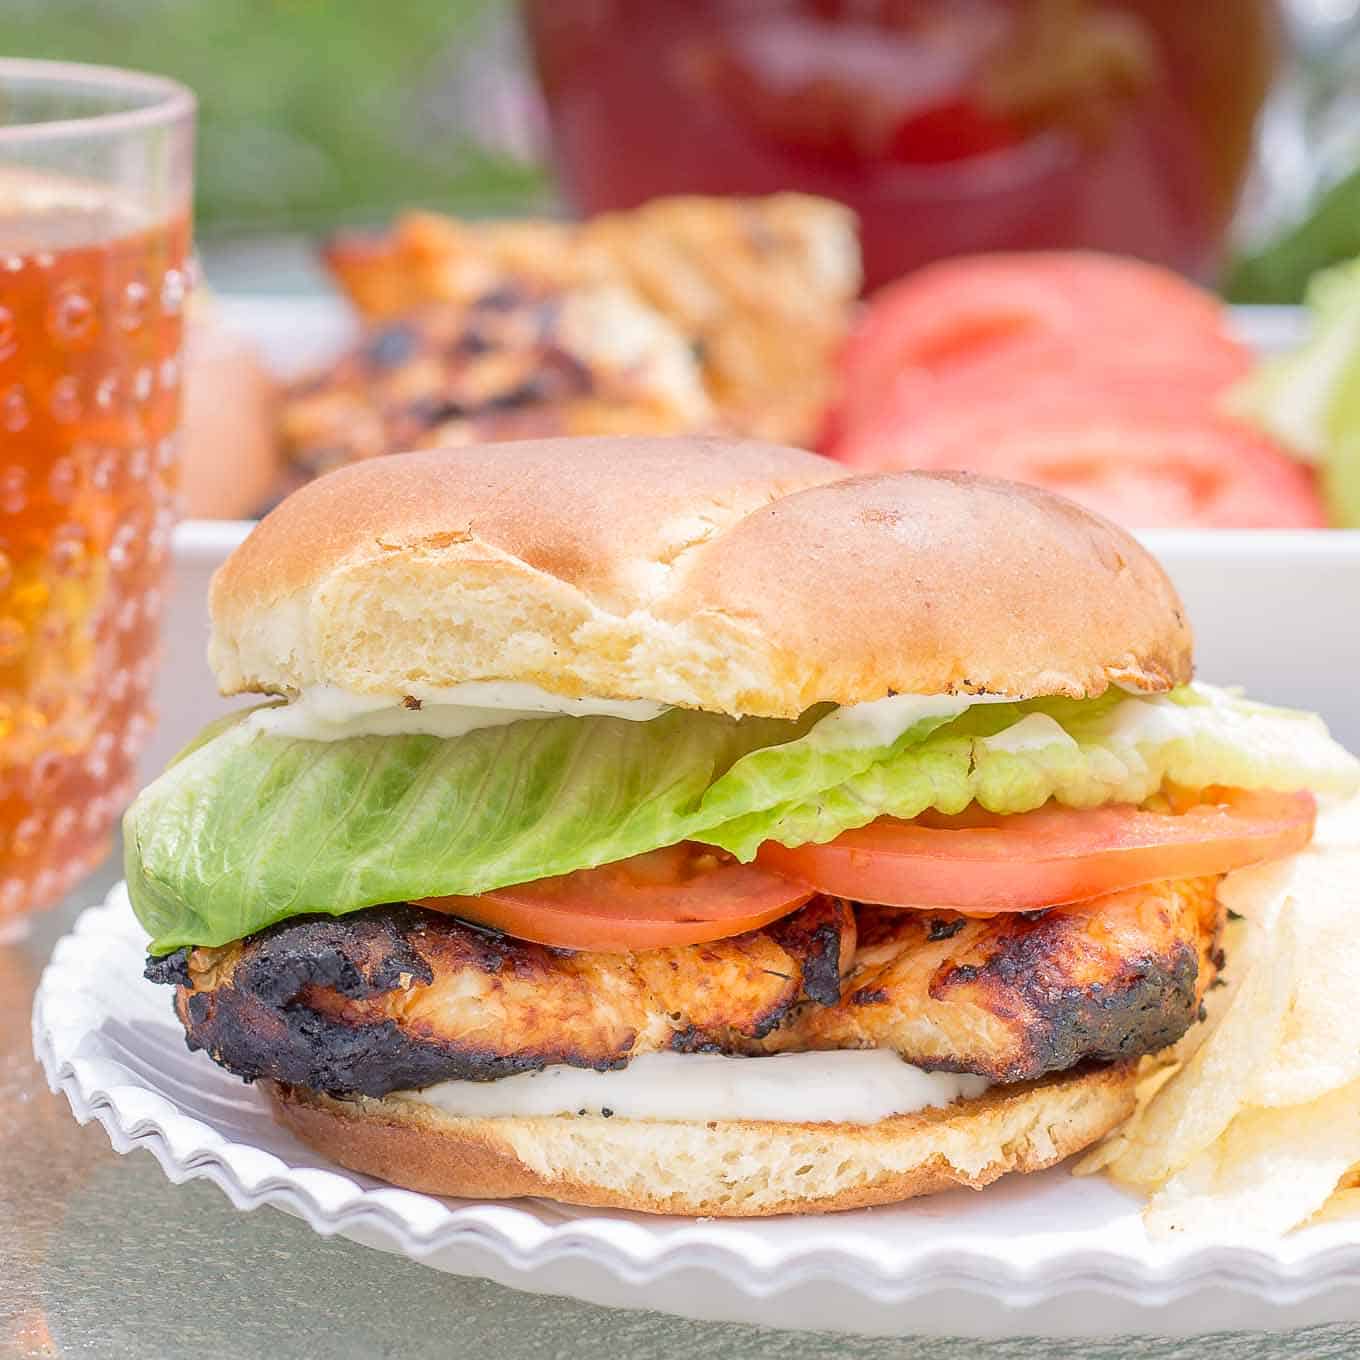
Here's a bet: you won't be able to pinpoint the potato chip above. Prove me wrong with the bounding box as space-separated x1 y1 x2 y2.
1094 896 1299 1190
1242 845 1360 1107
1143 1077 1360 1239
1309 1164 1360 1227
1087 791 1360 1236
1309 1187 1360 1227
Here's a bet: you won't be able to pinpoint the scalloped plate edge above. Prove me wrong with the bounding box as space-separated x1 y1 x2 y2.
31 884 1360 1329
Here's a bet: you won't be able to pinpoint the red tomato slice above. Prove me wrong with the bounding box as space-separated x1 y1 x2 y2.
839 409 1326 528
829 252 1247 449
754 791 1315 914
835 343 1256 462
415 843 813 953
819 251 1327 529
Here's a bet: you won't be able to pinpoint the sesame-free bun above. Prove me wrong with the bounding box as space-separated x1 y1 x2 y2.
208 437 1192 716
268 1062 1135 1217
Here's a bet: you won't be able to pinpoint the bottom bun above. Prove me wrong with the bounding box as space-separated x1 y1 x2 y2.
267 1062 1136 1217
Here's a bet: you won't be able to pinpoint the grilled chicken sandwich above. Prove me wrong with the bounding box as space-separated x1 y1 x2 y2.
129 437 1358 1216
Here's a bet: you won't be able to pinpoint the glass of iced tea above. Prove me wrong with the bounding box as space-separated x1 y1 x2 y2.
0 60 193 921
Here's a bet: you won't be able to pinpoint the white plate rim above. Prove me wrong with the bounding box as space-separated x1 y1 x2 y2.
32 883 1360 1324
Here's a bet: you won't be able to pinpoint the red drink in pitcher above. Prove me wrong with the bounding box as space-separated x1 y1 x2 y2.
524 0 1280 290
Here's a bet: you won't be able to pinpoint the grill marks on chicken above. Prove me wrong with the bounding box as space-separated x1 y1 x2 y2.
150 878 1223 1099
757 877 1223 1081
153 897 855 1097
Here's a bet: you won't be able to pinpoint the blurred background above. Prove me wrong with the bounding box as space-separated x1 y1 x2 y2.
6 0 1360 299
3 0 548 289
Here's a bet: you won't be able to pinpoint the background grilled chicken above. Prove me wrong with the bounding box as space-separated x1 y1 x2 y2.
278 286 715 494
316 194 861 448
152 878 1223 1100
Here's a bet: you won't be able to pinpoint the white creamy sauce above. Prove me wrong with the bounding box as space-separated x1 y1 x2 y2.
809 691 1018 749
246 683 1029 745
1099 694 1196 748
395 1050 990 1124
979 711 1077 755
248 681 669 742
244 680 1201 750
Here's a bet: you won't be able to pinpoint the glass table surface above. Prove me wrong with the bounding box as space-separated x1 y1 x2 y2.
4 846 1360 1360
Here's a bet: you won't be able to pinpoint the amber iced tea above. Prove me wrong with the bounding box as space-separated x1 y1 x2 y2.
0 174 190 918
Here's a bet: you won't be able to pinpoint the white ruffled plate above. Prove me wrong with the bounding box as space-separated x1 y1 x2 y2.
33 884 1360 1340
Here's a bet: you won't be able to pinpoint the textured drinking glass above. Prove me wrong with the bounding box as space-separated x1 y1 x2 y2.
0 61 194 919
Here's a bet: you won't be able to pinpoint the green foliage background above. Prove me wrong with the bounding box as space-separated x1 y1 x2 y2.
2 0 546 237
10 1 1357 298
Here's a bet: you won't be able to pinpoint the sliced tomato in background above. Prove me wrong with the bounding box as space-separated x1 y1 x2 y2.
755 790 1316 915
416 842 813 953
940 421 1325 528
818 250 1325 529
839 404 1326 528
828 251 1250 450
829 264 1066 446
834 347 1258 470
850 252 1240 360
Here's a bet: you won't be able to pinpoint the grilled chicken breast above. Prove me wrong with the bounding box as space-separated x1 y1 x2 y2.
150 896 855 1097
756 877 1223 1080
150 877 1222 1099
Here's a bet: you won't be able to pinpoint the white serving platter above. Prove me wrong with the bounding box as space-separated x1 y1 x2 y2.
82 296 1360 1338
34 881 1360 1341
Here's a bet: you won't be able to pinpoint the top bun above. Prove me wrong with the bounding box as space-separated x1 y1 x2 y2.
209 437 1192 717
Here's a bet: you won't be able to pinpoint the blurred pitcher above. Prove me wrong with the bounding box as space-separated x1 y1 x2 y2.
524 0 1280 289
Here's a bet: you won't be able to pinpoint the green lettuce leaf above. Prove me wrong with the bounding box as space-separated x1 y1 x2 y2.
127 707 795 953
127 684 1359 953
1228 257 1360 525
700 685 1360 858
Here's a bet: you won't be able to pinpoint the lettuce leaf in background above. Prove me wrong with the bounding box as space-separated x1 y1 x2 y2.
127 685 1360 954
1228 259 1360 525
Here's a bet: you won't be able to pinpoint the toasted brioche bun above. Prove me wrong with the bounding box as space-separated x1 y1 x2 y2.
268 1062 1135 1217
209 437 1191 717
